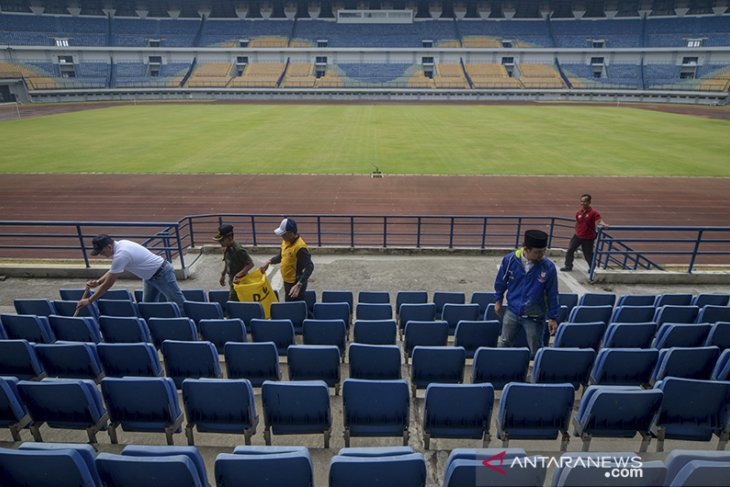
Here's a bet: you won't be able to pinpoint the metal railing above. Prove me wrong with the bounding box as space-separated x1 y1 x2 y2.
589 226 730 281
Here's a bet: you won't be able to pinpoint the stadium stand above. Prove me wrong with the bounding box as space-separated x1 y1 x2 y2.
517 63 566 89
186 63 233 88
466 63 523 89
433 64 469 89
281 63 316 88
229 63 285 88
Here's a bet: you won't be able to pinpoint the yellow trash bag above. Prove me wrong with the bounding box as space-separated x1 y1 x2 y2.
233 269 279 318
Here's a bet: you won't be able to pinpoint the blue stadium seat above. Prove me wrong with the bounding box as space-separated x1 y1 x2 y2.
403 321 448 361
14 298 56 317
616 294 658 307
568 305 612 324
181 289 207 302
692 294 730 308
553 322 607 350
162 340 221 388
18 378 108 443
0 313 55 343
395 290 428 316
653 305 699 325
96 451 204 487
224 341 280 386
226 301 264 333
199 318 246 353
53 300 99 320
342 378 410 447
97 298 140 317
559 292 579 313
579 293 616 307
0 376 31 441
356 303 393 321
696 305 730 324
207 289 230 310
134 289 144 302
532 347 596 388
601 322 657 348
610 305 656 323
497 382 575 451
288 345 341 394
433 291 466 319
423 383 494 449
651 346 720 383
118 444 209 487
348 343 402 380
97 342 162 377
322 290 354 311
147 317 197 349
573 385 663 452
250 318 295 356
552 453 666 487
713 349 730 380
183 301 224 324
0 339 45 379
138 302 182 321
100 376 183 445
590 348 659 386
483 303 501 321
214 446 313 487
655 293 693 308
454 320 500 358
353 319 397 345
399 303 436 336
182 378 258 446
471 291 498 317
98 315 151 343
652 323 712 348
261 380 332 447
329 448 426 487
303 319 346 358
35 342 103 382
443 448 546 487
441 303 480 336
17 442 101 487
358 291 390 304
48 315 102 343
652 377 730 452
271 301 308 334
410 346 465 397
0 446 99 487
101 289 136 301
663 450 730 487
313 302 351 329
59 288 92 301
302 289 317 317
472 347 530 390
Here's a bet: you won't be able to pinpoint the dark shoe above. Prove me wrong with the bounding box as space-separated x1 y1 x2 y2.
560 267 572 272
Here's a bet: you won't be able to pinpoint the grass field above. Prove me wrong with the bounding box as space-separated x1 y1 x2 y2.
1 104 729 176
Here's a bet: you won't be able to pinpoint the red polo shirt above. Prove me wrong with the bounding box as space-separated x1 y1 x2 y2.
575 207 602 240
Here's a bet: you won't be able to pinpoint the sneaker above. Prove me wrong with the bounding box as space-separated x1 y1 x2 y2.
560 267 572 272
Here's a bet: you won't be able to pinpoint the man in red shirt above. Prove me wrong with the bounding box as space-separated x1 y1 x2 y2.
561 194 608 272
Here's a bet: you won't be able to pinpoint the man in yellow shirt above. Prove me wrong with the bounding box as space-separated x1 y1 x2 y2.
261 218 314 301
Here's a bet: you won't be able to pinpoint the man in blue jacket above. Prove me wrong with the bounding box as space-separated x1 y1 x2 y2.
494 229 560 356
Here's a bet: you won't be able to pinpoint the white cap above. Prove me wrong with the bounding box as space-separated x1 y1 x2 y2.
274 218 298 236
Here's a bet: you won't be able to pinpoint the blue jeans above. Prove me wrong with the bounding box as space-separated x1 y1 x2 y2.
498 308 545 357
143 261 186 312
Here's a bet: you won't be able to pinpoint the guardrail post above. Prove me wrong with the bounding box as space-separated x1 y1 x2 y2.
159 231 172 262
515 218 522 249
77 225 90 268
416 217 422 248
449 218 455 249
548 218 555 248
688 229 703 274
174 225 186 275
589 228 602 282
383 217 388 248
188 217 196 249
250 216 257 247
350 216 355 248
604 240 613 270
481 217 488 249
317 216 322 247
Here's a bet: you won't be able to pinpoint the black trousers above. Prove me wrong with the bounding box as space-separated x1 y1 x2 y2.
284 281 308 302
564 235 595 269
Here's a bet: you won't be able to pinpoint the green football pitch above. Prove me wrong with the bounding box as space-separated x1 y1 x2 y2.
2 103 729 176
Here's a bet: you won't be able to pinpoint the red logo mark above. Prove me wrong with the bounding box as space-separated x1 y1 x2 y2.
481 450 507 475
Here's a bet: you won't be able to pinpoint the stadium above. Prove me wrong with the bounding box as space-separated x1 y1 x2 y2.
1 0 730 486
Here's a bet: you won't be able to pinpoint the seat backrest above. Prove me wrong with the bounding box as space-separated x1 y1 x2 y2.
270 301 308 333
0 313 54 343
18 378 106 426
433 291 466 315
100 377 181 427
97 299 139 318
471 292 498 317
395 291 428 315
0 376 27 423
183 301 224 324
224 342 280 386
655 377 730 440
498 383 575 433
138 302 181 321
532 347 596 388
355 303 393 321
610 305 656 324
342 379 409 429
692 294 730 308
652 346 720 382
653 305 699 325
59 288 91 301
568 305 612 324
404 321 448 356
322 290 354 310
652 323 712 349
358 291 390 304
261 380 331 431
553 322 606 350
121 445 209 487
601 322 657 349
663 450 730 485
98 316 150 343
590 348 659 386
655 293 693 308
0 339 45 380
558 293 579 312
161 340 221 388
34 342 103 381
578 293 616 307
207 290 230 309
226 302 265 332
181 289 207 302
302 319 347 352
250 319 295 355
48 315 102 343
312 302 351 327
352 319 397 345
472 347 530 390
0 447 99 487
424 383 494 435
198 318 247 353
454 320 501 358
53 300 99 320
697 305 730 324
214 448 313 487
329 451 427 487
97 342 162 377
441 304 480 333
576 386 663 433
399 303 437 330
287 345 341 386
348 344 402 380
14 299 56 317
96 452 203 487
616 294 658 307
147 317 197 348
712 348 730 380
18 443 101 487
182 378 256 433
411 346 466 388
